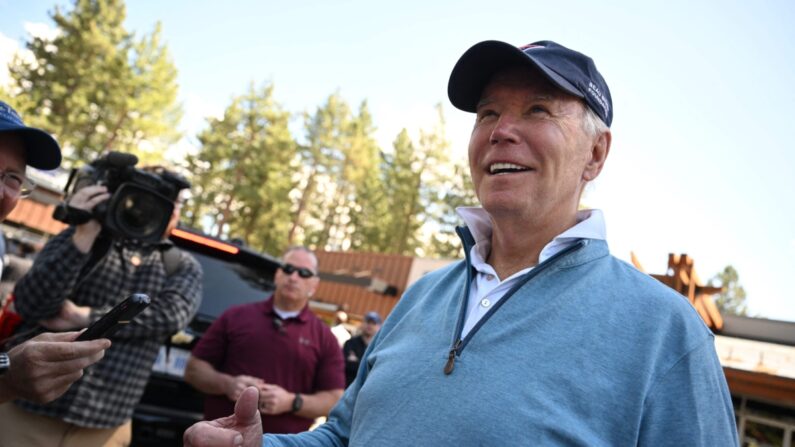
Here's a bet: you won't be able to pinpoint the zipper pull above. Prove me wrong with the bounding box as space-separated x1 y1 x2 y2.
444 339 462 375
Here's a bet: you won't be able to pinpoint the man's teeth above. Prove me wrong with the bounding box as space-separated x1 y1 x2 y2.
489 162 529 174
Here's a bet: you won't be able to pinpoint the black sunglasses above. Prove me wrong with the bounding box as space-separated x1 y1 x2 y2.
280 263 316 279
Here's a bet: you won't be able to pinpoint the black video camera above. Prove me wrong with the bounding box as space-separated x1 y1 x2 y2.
53 151 190 243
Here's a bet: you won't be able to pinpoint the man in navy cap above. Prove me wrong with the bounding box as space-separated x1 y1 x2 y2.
184 40 738 446
0 100 110 405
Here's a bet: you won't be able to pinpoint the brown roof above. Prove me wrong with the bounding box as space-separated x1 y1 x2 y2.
314 250 414 320
6 198 67 235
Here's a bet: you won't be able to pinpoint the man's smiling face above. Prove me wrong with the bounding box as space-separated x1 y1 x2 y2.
468 65 600 225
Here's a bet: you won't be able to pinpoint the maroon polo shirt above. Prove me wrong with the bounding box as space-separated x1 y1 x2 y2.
191 296 345 434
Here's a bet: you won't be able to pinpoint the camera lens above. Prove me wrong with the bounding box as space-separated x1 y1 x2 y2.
109 184 174 241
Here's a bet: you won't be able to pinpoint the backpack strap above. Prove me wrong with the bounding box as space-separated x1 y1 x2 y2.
160 244 185 362
74 232 114 290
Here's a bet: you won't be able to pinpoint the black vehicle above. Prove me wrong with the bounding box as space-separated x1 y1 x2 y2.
131 227 281 446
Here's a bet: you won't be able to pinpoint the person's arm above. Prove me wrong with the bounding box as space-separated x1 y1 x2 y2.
86 252 203 340
183 320 389 447
185 355 263 402
258 322 345 417
13 228 90 321
258 384 343 419
0 331 110 404
638 337 739 446
13 186 109 322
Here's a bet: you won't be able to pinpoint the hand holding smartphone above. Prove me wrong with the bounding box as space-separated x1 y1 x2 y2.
76 293 151 341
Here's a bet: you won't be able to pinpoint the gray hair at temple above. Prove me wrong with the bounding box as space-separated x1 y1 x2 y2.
282 246 318 271
582 105 609 138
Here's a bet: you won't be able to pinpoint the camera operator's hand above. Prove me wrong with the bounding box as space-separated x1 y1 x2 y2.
39 299 91 331
68 185 111 253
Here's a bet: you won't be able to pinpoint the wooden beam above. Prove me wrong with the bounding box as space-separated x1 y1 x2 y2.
696 285 723 295
693 297 713 328
724 367 795 404
650 274 672 287
666 254 678 279
701 294 724 330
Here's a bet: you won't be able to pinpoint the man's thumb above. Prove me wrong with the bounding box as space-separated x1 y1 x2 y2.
234 386 260 424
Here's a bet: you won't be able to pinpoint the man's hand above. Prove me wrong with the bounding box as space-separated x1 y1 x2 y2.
68 185 111 253
0 331 110 403
184 386 263 447
225 375 264 402
39 299 91 331
258 383 293 415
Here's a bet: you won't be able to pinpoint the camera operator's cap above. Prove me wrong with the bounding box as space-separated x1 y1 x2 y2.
364 311 382 325
0 101 62 170
448 40 613 127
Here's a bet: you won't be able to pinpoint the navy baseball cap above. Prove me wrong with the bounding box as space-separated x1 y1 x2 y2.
364 311 382 325
448 40 613 127
0 101 62 170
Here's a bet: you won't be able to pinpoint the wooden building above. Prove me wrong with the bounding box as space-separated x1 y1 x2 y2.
637 253 795 446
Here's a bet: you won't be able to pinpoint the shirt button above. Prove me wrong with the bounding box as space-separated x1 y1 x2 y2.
480 298 491 308
486 274 495 281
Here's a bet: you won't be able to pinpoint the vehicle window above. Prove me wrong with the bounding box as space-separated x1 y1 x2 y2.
191 251 275 320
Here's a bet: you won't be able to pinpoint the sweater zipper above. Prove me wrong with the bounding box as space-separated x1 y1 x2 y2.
444 339 462 375
443 236 587 375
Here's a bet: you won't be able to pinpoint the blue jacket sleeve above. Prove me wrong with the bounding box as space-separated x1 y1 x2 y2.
638 336 739 446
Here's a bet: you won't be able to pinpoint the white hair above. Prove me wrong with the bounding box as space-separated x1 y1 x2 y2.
283 246 319 271
581 105 609 138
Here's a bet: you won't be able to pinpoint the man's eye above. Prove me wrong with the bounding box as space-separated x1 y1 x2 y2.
477 110 498 121
528 105 549 114
4 174 22 189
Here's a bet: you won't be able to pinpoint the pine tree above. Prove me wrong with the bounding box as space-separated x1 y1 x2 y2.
296 93 354 250
710 265 749 316
371 105 456 256
427 160 478 258
185 83 296 254
6 0 181 164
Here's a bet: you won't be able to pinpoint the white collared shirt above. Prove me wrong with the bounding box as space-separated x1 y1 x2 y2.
455 207 607 337
273 306 301 320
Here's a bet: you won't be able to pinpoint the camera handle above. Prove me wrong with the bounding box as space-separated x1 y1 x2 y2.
52 204 95 226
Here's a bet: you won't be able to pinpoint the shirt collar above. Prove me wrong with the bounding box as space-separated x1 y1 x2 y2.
455 207 607 270
263 295 310 322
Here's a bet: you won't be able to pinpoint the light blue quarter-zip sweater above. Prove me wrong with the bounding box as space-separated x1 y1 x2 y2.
266 231 738 446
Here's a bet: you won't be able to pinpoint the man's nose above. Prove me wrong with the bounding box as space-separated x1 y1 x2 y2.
489 115 521 145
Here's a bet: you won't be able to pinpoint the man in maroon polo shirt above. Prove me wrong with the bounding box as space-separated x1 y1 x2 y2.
184 246 345 434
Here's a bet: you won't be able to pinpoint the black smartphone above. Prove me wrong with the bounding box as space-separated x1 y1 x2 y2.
75 293 151 341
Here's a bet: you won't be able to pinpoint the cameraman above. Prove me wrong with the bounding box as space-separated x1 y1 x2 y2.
0 166 202 446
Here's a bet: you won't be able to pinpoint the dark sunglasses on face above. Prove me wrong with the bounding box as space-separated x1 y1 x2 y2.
280 263 316 279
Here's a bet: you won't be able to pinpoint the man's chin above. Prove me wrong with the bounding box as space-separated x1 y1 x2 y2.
480 199 531 217
279 291 307 304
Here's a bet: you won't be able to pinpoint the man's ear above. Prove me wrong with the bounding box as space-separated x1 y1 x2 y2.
309 276 320 296
582 130 611 182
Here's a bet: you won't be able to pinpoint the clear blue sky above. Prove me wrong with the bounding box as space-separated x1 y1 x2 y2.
2 0 794 321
